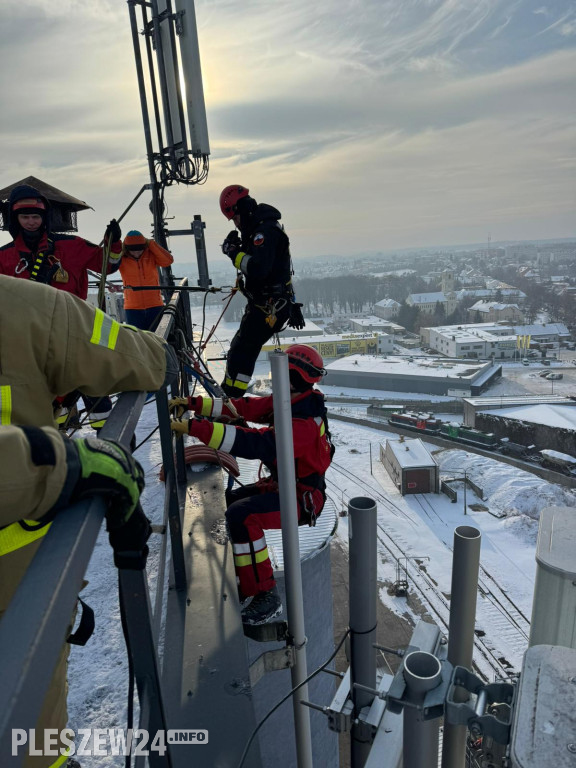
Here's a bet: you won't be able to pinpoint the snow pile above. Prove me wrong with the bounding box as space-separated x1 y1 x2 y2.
437 449 576 522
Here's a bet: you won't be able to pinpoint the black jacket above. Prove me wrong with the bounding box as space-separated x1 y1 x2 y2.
238 204 292 302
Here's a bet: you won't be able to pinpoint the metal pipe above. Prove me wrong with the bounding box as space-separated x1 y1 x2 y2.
402 651 442 768
348 496 377 768
269 351 313 768
441 525 481 768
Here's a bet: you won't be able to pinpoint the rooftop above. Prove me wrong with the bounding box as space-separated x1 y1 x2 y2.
326 354 490 379
386 437 437 468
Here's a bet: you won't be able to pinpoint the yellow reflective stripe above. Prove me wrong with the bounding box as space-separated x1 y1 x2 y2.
0 385 12 425
234 547 269 568
200 398 213 417
88 419 107 429
47 747 70 768
233 252 245 270
0 521 52 557
90 309 120 350
225 376 249 391
207 422 225 449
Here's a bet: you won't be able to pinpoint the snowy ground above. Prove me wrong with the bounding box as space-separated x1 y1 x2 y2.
65 394 575 766
63 308 576 763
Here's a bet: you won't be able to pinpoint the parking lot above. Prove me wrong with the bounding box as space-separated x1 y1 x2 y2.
497 359 576 396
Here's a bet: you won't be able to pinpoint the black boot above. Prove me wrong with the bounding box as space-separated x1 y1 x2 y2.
241 586 282 625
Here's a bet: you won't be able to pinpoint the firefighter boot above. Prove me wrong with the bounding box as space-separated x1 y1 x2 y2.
241 585 282 625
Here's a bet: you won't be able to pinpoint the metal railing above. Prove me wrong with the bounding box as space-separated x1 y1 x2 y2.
0 279 193 767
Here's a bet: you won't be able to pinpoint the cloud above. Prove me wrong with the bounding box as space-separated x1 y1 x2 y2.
1 0 575 258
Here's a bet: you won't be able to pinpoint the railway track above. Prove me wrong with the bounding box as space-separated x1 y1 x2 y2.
329 410 576 490
327 461 529 680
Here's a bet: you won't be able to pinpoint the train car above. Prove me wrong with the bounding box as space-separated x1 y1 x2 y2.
439 423 499 449
538 449 576 475
497 440 535 459
387 411 442 433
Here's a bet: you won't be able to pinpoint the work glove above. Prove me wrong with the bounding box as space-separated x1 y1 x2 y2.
71 437 145 528
221 230 241 261
104 218 122 244
170 416 216 446
287 302 306 330
168 395 205 419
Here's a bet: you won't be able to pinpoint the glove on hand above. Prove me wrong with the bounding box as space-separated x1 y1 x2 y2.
170 418 191 437
221 230 241 260
104 218 122 244
72 438 145 528
168 396 203 419
108 504 152 570
170 416 215 446
168 397 189 419
287 302 306 330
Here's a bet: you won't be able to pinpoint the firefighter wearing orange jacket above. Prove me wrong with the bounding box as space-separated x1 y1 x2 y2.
170 344 334 625
118 231 174 330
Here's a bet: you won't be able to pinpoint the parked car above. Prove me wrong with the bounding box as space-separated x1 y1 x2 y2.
546 373 563 380
538 370 550 377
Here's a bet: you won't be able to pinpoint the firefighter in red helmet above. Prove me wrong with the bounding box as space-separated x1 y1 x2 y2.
218 185 306 398
169 344 334 625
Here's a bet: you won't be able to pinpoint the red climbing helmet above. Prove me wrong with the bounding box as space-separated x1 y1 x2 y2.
219 184 250 219
286 344 326 384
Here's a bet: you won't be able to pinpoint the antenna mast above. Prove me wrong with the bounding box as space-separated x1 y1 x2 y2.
127 0 210 253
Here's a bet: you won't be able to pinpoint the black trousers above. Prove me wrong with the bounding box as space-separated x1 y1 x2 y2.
222 302 290 397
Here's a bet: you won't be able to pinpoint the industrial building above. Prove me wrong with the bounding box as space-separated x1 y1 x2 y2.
324 355 501 396
261 331 394 360
381 437 439 495
278 319 323 338
422 321 570 359
349 316 405 335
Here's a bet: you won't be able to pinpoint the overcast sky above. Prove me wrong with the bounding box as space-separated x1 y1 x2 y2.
1 0 575 265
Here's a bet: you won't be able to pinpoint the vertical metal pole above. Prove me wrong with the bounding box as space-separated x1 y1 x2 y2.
369 443 373 475
402 651 442 768
463 471 467 515
441 525 481 768
269 352 314 768
192 215 211 290
348 496 377 768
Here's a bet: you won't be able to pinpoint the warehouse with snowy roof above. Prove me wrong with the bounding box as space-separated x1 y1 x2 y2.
324 355 501 396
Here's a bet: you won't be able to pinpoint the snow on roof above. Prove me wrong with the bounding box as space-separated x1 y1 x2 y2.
374 299 401 308
408 292 446 304
351 315 395 327
386 437 437 468
428 321 570 340
469 301 521 312
456 288 527 299
480 404 576 430
326 354 489 379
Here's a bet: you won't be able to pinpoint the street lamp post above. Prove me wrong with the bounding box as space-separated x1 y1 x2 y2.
463 470 467 515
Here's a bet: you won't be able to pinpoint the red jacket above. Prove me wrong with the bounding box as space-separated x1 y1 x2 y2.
189 389 334 487
119 240 174 310
0 232 121 300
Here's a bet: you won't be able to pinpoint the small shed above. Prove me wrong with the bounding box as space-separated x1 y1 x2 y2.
0 175 92 233
381 437 439 495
